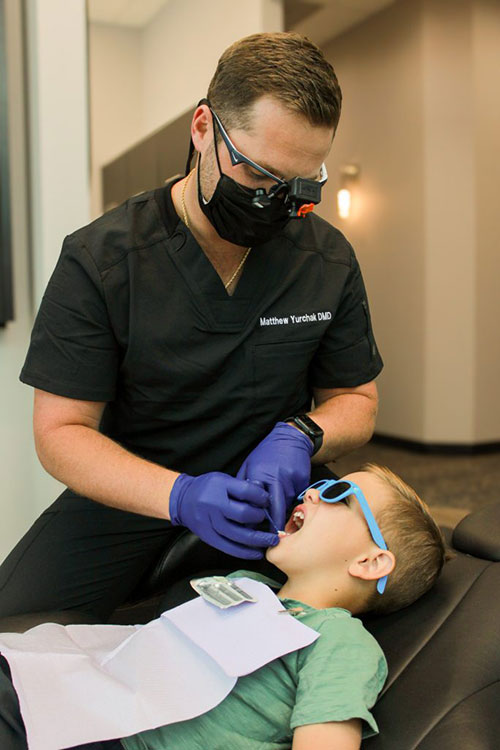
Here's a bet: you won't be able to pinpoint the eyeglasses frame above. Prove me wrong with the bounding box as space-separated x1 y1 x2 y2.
209 106 328 200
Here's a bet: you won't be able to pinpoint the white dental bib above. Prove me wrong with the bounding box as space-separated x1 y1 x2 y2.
0 578 319 750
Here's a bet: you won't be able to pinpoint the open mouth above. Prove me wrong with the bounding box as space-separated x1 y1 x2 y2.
282 505 306 536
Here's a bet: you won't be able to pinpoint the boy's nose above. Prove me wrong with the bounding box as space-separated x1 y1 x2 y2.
303 489 321 504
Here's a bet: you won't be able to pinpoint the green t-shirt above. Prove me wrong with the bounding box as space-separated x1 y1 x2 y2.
121 572 387 750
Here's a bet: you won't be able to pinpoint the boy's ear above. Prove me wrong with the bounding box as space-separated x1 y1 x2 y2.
348 549 396 583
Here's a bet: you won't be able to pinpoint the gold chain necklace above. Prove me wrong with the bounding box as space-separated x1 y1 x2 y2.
180 171 251 290
180 170 193 229
223 246 251 289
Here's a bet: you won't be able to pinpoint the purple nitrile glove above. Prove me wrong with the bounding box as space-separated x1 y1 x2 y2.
236 422 313 531
169 472 279 560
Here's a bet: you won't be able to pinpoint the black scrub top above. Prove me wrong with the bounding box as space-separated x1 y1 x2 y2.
20 177 383 476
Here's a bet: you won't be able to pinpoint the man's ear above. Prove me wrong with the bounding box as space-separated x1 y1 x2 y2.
348 549 396 583
191 104 212 152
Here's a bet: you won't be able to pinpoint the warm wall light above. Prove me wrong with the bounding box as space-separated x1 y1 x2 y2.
337 164 360 218
337 188 351 219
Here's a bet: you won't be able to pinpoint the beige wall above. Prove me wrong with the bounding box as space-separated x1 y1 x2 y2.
89 0 284 219
474 0 500 441
320 0 500 444
89 25 143 220
320 0 426 441
142 0 284 136
26 0 90 304
421 0 476 442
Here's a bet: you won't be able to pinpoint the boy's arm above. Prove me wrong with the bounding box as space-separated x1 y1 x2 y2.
292 719 362 750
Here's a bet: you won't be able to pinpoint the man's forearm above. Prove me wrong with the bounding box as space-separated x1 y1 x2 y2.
309 387 378 464
35 424 179 519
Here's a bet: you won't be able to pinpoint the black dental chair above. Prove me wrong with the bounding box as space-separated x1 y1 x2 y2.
1 503 499 749
108 501 500 750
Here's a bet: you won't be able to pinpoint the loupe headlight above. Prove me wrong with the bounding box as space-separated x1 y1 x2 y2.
251 166 328 218
285 176 324 218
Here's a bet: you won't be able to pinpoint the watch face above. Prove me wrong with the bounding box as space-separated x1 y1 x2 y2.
289 415 323 455
296 415 323 438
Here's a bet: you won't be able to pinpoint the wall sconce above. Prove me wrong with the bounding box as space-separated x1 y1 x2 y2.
337 164 360 219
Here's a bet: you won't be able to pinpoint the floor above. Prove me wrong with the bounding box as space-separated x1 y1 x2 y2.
328 440 500 529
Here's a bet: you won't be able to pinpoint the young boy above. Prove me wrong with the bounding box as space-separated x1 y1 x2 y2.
0 464 446 750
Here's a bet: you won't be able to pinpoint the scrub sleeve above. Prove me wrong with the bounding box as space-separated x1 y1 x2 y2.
0 180 382 622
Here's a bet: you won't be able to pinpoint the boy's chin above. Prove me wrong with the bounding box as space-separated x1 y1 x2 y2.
265 544 275 562
265 539 283 563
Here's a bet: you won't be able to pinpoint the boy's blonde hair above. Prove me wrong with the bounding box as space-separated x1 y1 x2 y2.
361 463 448 615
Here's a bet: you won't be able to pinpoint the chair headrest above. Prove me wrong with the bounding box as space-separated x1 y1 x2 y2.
452 502 500 561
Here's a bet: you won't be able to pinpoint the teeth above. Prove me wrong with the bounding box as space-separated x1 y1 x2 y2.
292 510 305 529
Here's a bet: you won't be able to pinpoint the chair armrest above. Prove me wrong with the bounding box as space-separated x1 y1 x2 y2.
452 502 500 561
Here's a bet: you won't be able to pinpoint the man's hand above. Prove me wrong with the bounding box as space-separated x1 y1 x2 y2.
168 472 279 559
236 422 313 531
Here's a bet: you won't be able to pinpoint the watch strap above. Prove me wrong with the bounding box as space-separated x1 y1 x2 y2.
285 414 324 456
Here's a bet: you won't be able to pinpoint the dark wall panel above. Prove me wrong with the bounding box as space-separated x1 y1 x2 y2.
102 107 194 213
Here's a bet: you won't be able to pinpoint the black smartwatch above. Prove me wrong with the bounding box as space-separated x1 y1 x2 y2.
285 414 324 456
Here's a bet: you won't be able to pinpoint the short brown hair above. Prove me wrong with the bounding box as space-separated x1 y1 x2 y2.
207 32 342 131
361 464 448 615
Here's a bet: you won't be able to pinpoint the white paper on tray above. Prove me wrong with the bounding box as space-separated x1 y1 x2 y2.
163 577 320 676
0 578 319 750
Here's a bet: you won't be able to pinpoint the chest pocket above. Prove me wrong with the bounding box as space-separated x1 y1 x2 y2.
251 338 319 419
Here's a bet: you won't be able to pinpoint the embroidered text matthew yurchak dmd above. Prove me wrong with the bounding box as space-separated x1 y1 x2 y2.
259 311 332 326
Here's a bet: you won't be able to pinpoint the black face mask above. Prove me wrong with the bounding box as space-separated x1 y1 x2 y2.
195 122 291 247
197 162 290 247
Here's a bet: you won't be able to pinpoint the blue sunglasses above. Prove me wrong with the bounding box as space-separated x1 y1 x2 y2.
297 479 389 594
